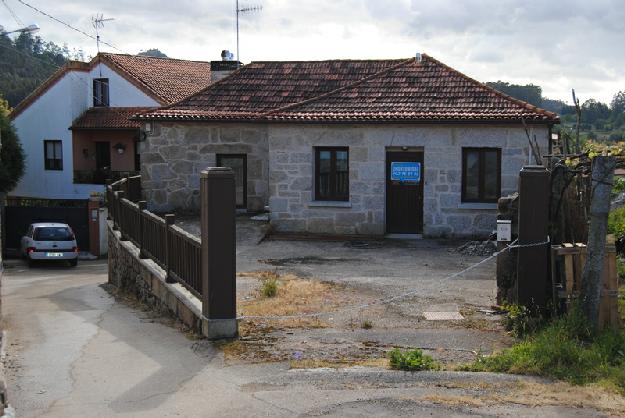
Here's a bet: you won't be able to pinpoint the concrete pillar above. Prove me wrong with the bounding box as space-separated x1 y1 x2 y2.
200 167 238 339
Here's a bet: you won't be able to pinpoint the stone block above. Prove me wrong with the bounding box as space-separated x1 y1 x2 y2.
363 195 384 210
269 197 289 212
446 215 472 234
290 152 311 163
307 218 335 233
350 147 368 162
184 126 210 144
473 213 496 232
172 160 194 175
335 212 366 226
159 145 186 160
150 164 176 181
439 193 459 208
290 176 312 191
272 219 307 232
142 153 165 164
220 128 240 142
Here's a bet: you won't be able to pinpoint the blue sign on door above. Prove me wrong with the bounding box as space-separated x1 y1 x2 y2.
391 162 421 182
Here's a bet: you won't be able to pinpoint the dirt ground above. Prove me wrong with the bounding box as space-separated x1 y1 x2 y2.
176 215 511 366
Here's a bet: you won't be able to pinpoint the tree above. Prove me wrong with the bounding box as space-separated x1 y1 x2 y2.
581 99 610 125
486 81 543 107
0 96 25 193
138 48 168 58
611 91 625 116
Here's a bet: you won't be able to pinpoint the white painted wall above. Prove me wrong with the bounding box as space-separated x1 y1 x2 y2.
10 63 160 200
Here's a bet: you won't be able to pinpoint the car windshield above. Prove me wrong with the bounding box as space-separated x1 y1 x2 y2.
33 227 73 241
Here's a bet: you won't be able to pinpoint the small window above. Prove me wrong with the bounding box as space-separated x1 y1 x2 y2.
93 78 109 107
315 147 349 201
462 148 501 203
44 140 63 171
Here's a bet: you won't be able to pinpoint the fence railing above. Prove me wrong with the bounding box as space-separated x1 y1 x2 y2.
107 178 202 298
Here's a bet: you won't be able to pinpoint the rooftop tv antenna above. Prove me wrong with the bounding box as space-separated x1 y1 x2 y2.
92 14 114 55
236 0 262 68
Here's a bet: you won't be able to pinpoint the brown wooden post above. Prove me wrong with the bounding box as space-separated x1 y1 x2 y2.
117 191 128 241
516 165 550 309
138 201 148 259
200 167 238 339
165 214 176 283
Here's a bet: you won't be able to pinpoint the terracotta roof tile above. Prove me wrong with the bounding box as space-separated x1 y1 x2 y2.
99 54 213 104
139 55 559 124
71 107 154 130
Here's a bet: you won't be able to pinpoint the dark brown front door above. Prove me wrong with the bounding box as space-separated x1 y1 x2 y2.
216 154 247 209
386 151 424 234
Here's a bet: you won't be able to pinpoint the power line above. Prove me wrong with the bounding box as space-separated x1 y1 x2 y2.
2 0 24 26
14 0 124 53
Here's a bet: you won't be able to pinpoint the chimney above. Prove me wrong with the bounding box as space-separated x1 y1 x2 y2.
210 50 240 83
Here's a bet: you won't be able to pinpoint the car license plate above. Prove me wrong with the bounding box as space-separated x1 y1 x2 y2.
46 252 63 257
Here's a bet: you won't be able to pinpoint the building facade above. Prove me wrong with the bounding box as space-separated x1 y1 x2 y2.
138 54 558 238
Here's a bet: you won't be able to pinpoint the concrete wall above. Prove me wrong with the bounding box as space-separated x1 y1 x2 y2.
140 122 269 213
267 123 550 238
11 63 159 200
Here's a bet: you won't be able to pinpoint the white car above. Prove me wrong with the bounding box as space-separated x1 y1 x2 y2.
20 223 79 267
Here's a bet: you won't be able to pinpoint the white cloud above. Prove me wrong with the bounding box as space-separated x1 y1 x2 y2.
1 0 623 103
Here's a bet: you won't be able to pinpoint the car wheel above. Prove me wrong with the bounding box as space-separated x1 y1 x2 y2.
69 259 78 267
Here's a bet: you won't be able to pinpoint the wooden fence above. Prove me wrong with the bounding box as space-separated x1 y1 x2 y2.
107 178 202 298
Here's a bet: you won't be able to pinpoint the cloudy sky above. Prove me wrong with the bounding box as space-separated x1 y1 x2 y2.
1 0 624 103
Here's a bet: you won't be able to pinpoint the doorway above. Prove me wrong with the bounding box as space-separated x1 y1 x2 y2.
385 150 424 234
216 154 247 209
95 141 111 184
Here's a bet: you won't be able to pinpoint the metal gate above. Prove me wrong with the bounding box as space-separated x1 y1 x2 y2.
3 198 90 254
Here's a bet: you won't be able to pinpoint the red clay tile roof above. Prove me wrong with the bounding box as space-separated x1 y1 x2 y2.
99 54 213 104
10 53 213 119
139 54 559 124
70 107 154 130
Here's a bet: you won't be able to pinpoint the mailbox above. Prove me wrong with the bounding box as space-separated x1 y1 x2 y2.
497 219 512 242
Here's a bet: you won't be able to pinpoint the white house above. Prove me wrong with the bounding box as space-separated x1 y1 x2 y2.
8 53 225 201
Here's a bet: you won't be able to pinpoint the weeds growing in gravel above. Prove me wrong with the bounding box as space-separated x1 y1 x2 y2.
388 348 440 371
260 276 278 298
460 308 625 394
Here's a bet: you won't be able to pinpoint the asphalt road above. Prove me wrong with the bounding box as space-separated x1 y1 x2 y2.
1 259 610 417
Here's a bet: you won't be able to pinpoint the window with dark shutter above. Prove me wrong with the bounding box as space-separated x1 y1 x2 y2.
93 78 109 107
44 140 63 171
315 147 349 201
461 148 501 203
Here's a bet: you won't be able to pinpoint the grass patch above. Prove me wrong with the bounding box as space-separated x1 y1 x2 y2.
361 320 373 329
260 276 278 298
459 309 625 394
388 348 440 371
289 357 388 369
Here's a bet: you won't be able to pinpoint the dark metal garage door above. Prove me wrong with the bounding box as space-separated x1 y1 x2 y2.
3 198 90 255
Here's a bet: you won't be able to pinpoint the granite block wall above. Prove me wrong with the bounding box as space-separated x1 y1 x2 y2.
140 122 269 213
267 124 550 238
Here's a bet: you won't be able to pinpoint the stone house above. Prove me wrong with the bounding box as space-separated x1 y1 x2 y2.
136 54 559 238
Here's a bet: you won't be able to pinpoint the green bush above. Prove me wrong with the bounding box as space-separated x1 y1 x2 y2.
608 205 625 238
460 309 625 393
502 304 545 338
388 348 440 371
